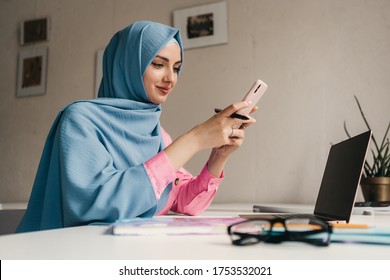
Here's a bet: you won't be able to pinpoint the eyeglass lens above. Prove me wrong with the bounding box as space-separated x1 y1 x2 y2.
229 217 331 246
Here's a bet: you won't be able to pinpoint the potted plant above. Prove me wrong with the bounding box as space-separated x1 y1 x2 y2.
344 95 390 202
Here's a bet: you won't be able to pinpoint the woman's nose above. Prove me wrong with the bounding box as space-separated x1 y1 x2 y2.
162 69 175 83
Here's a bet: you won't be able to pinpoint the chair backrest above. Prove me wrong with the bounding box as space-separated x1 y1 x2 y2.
0 209 25 235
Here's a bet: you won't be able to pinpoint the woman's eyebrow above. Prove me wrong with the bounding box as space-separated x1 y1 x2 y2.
155 55 182 65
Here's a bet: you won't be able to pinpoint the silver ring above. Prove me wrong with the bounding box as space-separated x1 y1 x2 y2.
230 128 236 138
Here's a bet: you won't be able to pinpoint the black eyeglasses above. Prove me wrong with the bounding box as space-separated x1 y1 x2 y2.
227 214 333 247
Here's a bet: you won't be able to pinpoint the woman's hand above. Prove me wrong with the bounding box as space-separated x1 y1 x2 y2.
205 103 257 177
164 101 256 175
192 101 257 152
212 105 258 158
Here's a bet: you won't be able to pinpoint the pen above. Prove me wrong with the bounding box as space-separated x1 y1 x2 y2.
214 108 249 120
329 223 369 229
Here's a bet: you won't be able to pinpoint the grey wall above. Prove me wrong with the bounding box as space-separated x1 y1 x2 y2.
1 0 389 205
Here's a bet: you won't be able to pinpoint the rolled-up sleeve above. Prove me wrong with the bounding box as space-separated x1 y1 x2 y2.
170 163 224 216
144 151 176 200
145 127 224 216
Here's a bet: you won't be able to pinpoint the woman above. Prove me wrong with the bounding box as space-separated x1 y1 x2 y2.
17 21 255 233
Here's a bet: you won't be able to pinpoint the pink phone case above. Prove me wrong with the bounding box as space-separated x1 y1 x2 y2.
235 79 268 116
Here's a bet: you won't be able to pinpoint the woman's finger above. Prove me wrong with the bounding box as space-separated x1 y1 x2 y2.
250 106 258 114
228 127 245 139
220 101 251 117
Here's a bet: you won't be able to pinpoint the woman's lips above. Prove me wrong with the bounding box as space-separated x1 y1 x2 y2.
156 86 171 94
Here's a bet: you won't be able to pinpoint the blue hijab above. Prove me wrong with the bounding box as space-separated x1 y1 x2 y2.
17 21 183 232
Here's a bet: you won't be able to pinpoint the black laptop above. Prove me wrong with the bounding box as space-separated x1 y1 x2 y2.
246 130 372 223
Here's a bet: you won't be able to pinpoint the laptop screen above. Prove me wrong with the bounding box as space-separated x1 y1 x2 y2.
313 130 371 222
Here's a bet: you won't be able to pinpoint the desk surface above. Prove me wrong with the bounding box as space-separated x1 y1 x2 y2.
1 203 390 260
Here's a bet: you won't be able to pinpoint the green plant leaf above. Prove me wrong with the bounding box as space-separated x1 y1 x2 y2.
353 95 381 153
345 96 390 178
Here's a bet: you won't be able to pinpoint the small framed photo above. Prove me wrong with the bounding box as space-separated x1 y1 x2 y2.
16 47 48 97
173 1 228 49
20 17 50 45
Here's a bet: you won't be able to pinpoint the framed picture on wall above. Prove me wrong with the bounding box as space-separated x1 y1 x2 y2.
20 17 50 45
16 47 48 97
173 1 228 49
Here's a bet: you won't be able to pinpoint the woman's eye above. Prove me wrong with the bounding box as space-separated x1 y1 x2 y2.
174 67 181 73
152 62 163 68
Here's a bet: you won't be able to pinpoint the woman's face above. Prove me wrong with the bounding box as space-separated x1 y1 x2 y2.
143 42 182 104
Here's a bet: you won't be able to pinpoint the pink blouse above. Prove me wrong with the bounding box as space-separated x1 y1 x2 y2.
144 128 224 216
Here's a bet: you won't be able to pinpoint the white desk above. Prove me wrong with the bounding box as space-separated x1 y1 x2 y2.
1 203 390 260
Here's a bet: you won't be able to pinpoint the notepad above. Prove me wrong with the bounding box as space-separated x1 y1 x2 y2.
111 216 244 236
331 227 390 245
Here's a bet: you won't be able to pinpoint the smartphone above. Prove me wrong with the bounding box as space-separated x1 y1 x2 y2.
235 79 268 116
